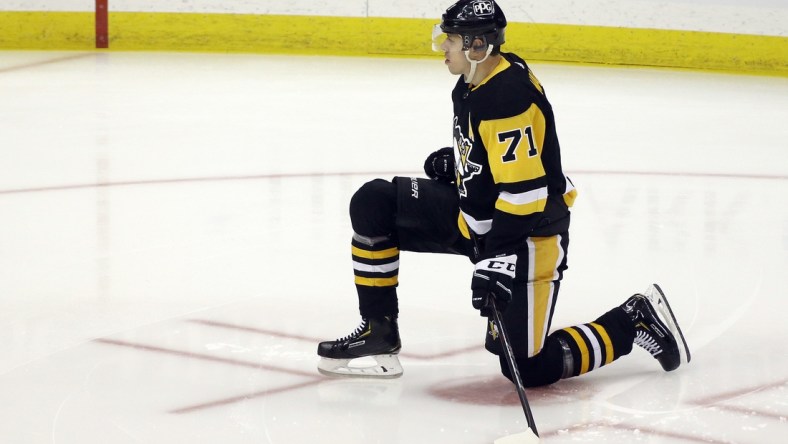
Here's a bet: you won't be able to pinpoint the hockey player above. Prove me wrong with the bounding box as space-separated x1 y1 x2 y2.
317 0 691 386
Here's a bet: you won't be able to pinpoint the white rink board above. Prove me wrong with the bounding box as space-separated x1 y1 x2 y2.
1 0 786 36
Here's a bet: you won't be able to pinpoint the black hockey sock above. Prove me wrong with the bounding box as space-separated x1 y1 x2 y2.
357 286 399 319
553 307 634 379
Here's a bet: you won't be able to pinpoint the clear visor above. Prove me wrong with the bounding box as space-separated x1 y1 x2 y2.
431 24 446 52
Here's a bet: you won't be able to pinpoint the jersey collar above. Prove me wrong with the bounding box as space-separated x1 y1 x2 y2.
470 57 510 91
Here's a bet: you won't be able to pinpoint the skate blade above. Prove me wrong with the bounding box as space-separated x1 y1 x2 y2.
317 354 403 379
494 429 540 443
647 284 692 365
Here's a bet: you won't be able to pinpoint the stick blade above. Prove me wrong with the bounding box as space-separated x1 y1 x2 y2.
494 429 540 444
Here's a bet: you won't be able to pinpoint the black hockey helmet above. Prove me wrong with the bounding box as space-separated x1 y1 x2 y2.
440 0 506 50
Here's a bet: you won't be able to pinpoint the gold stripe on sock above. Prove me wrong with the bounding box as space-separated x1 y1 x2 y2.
354 276 398 287
564 327 589 375
351 245 399 260
590 322 615 365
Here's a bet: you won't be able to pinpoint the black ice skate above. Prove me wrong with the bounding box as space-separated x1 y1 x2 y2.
621 284 691 371
317 316 403 378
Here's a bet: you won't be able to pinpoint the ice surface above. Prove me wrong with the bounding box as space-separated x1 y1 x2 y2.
1 51 786 443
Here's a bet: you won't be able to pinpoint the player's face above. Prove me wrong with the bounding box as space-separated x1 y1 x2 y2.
440 33 470 76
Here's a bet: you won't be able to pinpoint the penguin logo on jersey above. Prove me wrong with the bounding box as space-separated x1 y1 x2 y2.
453 116 482 197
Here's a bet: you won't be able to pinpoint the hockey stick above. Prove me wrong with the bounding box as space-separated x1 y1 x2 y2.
467 232 539 442
490 297 540 444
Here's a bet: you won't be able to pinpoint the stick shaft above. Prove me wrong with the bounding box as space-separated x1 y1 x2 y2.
491 298 539 435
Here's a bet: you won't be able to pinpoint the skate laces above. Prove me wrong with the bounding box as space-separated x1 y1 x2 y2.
634 330 663 356
336 318 369 343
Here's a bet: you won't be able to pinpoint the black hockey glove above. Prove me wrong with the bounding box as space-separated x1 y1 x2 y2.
471 253 516 317
423 147 455 183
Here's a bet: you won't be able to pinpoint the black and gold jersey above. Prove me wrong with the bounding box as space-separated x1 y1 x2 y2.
451 52 577 255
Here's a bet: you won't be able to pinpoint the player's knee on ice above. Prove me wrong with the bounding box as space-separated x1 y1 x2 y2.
498 335 566 388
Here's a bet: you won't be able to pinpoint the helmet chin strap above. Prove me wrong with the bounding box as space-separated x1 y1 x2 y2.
463 45 494 84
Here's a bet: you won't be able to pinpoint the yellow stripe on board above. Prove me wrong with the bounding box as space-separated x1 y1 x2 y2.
0 11 785 76
0 12 94 49
506 22 788 76
112 13 371 55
